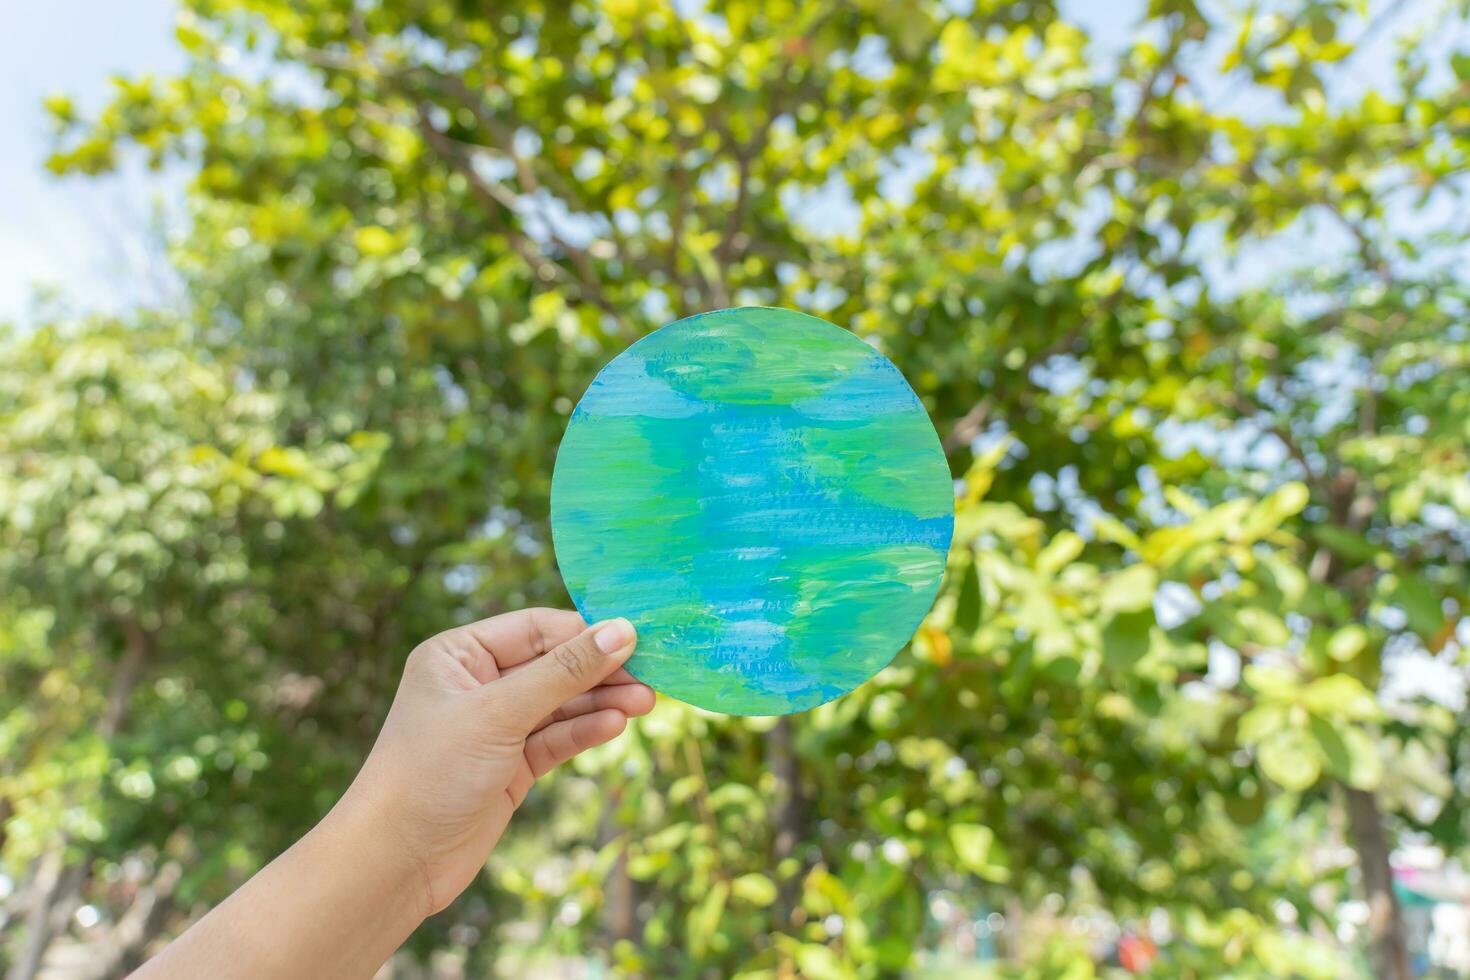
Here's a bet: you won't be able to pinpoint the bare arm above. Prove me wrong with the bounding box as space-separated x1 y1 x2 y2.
135 611 650 979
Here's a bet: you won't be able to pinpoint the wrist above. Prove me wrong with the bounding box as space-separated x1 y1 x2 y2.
316 788 434 933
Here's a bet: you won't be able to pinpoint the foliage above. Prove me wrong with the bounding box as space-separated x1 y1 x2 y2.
5 0 1470 976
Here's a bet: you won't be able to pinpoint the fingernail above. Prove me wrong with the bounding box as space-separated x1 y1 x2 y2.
594 618 635 654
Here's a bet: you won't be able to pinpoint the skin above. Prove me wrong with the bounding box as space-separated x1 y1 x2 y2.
134 609 653 979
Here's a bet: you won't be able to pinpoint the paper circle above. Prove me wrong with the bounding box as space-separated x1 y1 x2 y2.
550 307 954 715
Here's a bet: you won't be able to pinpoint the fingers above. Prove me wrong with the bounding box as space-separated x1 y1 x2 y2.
507 688 651 806
532 682 656 733
524 708 629 779
499 661 640 687
486 619 637 730
458 608 587 670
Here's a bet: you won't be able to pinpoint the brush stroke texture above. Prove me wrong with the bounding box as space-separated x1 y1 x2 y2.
550 307 954 715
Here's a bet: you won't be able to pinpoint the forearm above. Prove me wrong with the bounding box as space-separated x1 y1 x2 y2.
134 612 643 976
136 798 427 979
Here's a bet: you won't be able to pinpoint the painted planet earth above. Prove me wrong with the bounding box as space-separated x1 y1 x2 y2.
550 307 954 715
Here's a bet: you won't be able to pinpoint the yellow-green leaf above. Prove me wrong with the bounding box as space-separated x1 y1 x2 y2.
1257 728 1322 791
354 225 399 255
731 873 777 907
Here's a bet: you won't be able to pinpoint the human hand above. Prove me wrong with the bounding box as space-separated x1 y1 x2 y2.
136 610 651 979
336 609 652 917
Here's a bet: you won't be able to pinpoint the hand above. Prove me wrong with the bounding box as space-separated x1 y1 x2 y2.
338 609 653 917
137 609 652 980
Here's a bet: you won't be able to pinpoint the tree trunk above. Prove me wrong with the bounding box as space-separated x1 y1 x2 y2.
8 852 85 980
85 861 182 979
1303 449 1410 980
1343 786 1411 980
769 717 808 925
7 623 149 980
598 786 634 945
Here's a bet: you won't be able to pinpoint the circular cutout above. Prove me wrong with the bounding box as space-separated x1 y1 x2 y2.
551 307 954 715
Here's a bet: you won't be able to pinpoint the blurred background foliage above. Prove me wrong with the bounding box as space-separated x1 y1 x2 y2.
3 0 1470 976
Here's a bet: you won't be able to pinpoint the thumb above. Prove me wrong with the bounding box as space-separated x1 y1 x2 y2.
488 618 637 730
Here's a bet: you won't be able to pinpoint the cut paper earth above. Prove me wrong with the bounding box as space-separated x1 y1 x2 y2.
550 307 954 715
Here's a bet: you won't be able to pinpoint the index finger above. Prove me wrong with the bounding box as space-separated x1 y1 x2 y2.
458 607 587 670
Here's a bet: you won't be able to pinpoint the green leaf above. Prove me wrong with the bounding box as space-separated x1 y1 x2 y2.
1040 654 1082 684
1164 485 1206 517
354 225 399 256
1224 785 1267 825
688 879 729 958
1092 513 1144 552
42 93 77 123
1257 728 1323 791
1244 664 1299 699
257 445 312 479
731 872 777 907
1327 625 1369 662
1311 525 1381 564
707 783 763 812
1236 606 1291 647
1340 727 1384 790
949 822 992 866
644 822 691 851
794 943 847 980
1102 609 1154 669
949 823 1010 882
1309 714 1351 781
1237 703 1287 745
1260 552 1308 602
954 560 981 634
1037 530 1084 574
1100 564 1158 614
1301 674 1381 722
1310 716 1382 790
1391 575 1443 637
1243 481 1310 537
628 852 669 880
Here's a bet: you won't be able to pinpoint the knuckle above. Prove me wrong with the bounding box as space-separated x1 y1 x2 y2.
524 609 551 654
551 636 597 679
403 641 435 673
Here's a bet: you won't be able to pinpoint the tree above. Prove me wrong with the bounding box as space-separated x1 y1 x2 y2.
6 0 1469 975
0 311 436 972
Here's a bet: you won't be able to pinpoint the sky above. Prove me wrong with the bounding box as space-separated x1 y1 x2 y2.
0 0 183 324
0 0 1158 327
4 0 1446 326
5 0 1431 316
